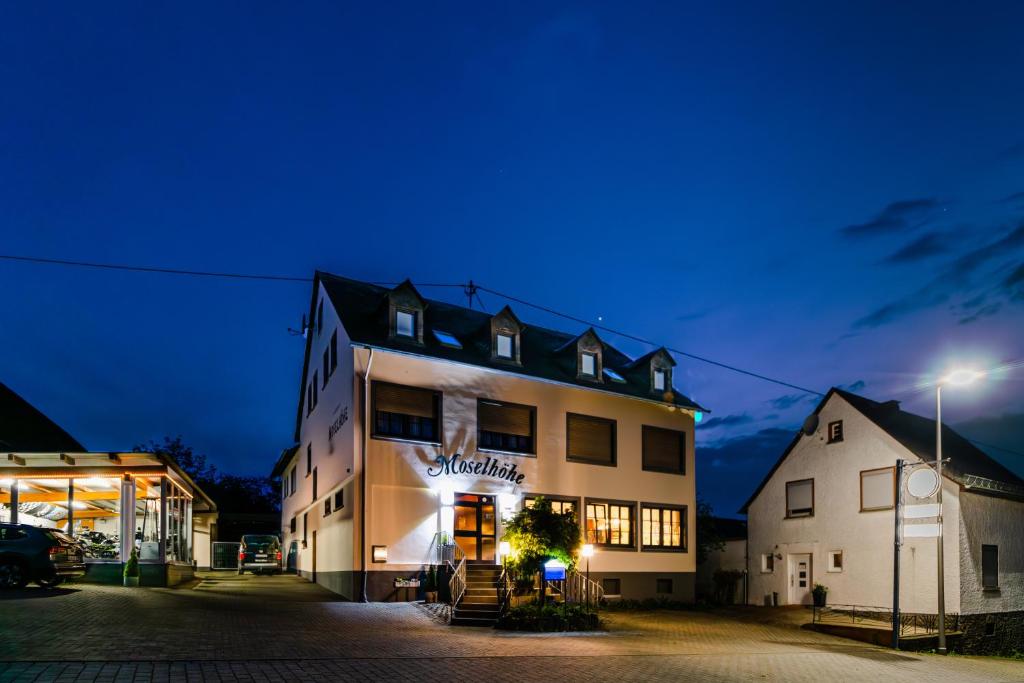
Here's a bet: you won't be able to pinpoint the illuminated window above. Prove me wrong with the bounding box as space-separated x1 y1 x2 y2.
641 504 685 551
396 310 416 338
581 352 596 377
585 500 634 548
496 333 514 359
654 369 666 391
524 496 577 520
785 479 814 518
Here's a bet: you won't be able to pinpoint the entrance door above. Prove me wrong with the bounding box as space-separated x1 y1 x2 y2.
788 553 812 605
453 493 496 561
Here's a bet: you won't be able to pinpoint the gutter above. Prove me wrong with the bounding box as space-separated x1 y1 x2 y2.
360 347 374 602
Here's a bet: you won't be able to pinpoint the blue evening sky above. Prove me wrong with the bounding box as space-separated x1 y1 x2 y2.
2 2 1023 516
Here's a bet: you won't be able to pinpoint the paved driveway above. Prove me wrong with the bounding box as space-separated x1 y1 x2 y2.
1 572 1022 682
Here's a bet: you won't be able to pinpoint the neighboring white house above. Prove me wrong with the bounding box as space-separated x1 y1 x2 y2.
742 388 1024 654
271 273 706 605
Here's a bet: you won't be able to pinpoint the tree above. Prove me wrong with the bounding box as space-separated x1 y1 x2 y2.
695 497 727 565
135 436 217 485
502 497 581 578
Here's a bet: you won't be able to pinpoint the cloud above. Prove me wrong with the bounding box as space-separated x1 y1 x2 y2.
697 427 798 514
839 380 866 392
854 222 1024 328
998 190 1024 206
676 308 713 322
700 413 754 429
841 198 942 238
767 393 816 410
958 301 1002 325
1003 263 1024 301
953 413 1024 479
883 231 953 264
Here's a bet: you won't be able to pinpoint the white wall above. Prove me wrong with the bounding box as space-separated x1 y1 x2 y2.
697 538 746 601
193 512 216 569
361 348 697 576
280 281 358 579
746 393 961 613
958 490 1024 614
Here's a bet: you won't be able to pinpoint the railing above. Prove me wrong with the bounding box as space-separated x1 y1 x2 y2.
446 543 467 616
433 532 456 565
497 565 514 617
546 568 604 611
963 474 1024 501
813 604 960 636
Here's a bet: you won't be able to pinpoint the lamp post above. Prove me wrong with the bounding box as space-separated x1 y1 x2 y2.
581 543 594 610
934 368 984 654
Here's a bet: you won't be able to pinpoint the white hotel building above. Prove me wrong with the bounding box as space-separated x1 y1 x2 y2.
272 273 705 602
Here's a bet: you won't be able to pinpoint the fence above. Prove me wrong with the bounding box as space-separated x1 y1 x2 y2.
211 542 240 570
813 604 960 636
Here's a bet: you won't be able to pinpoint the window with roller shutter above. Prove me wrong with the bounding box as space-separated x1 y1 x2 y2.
642 425 686 475
786 479 814 518
372 381 442 443
478 399 535 455
566 413 616 466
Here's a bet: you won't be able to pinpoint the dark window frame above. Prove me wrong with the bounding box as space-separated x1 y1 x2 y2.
324 498 331 517
394 308 417 339
640 502 688 553
312 467 317 501
306 444 312 477
827 420 844 444
317 299 324 335
334 489 344 511
289 517 296 533
371 380 443 445
322 348 330 388
566 412 617 467
656 578 673 595
477 398 537 456
329 330 338 373
641 425 687 475
859 466 896 512
785 478 815 519
601 577 622 595
302 512 308 545
982 544 999 590
584 497 637 551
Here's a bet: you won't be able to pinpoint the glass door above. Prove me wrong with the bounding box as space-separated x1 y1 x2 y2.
453 493 496 561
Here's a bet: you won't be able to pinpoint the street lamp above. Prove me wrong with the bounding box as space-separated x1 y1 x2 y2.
581 543 595 610
934 368 984 654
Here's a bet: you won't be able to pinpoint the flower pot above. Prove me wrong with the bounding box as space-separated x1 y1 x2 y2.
425 591 438 604
123 575 140 587
812 593 826 607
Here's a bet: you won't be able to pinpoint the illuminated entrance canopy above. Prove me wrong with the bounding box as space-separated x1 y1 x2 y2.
427 452 526 486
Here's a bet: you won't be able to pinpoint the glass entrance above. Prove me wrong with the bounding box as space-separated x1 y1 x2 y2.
453 493 496 561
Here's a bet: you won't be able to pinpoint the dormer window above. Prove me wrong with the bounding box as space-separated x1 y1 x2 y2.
496 333 515 359
395 310 416 338
581 352 597 377
654 369 666 391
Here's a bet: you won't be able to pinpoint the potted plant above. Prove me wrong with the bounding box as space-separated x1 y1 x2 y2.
424 565 438 603
812 583 828 607
123 548 140 587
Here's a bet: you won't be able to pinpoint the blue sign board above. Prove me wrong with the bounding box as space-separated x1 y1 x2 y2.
543 559 566 581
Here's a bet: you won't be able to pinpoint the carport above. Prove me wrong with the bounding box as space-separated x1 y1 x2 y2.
1 451 217 586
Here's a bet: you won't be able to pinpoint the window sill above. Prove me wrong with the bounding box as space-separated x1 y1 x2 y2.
640 546 687 553
371 434 443 447
477 447 536 459
982 586 1001 592
859 507 894 513
587 545 637 552
567 457 617 468
642 466 687 476
784 514 814 520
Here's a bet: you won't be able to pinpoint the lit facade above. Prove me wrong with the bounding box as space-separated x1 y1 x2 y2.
273 273 705 601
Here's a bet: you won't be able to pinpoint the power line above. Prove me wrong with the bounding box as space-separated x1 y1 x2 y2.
476 285 824 397
0 254 464 288
965 439 1024 460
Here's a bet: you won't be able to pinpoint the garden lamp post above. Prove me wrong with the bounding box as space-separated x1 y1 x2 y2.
582 543 594 610
934 368 984 654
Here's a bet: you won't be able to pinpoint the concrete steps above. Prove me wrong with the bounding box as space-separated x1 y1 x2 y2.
452 563 502 627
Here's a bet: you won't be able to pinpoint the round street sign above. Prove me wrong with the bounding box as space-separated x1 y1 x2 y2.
907 468 940 499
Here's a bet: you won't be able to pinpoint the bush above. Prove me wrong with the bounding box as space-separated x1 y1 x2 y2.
502 497 581 581
496 603 600 632
123 548 139 578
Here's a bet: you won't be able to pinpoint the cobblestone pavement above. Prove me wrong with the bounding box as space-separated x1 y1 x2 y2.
1 573 1022 682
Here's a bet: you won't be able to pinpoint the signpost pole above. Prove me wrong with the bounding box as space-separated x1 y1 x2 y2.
892 459 903 650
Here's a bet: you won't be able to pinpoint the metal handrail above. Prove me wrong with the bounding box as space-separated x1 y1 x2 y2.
447 544 466 615
497 565 513 617
546 567 603 611
813 604 960 636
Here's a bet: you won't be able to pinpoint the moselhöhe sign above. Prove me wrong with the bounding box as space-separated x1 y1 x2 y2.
427 452 526 486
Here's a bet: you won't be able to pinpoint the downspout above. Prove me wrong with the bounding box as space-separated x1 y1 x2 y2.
360 347 374 603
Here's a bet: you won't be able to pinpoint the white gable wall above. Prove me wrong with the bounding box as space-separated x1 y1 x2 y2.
958 490 1024 615
746 393 961 613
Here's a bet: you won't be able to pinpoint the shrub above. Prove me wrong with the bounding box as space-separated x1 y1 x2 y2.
502 497 581 580
496 603 600 632
123 548 140 578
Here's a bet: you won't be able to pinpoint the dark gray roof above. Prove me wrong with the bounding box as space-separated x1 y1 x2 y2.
739 387 1024 513
285 272 706 446
0 381 86 452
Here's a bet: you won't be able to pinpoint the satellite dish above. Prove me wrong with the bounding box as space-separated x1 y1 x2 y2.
907 468 940 499
801 414 819 436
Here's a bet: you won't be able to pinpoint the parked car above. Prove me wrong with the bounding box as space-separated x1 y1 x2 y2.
0 523 86 588
238 534 282 575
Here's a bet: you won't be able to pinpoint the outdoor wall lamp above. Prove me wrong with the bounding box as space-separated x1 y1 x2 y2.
372 545 388 563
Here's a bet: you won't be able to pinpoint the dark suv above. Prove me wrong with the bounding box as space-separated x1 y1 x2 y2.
0 524 86 588
238 534 282 575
